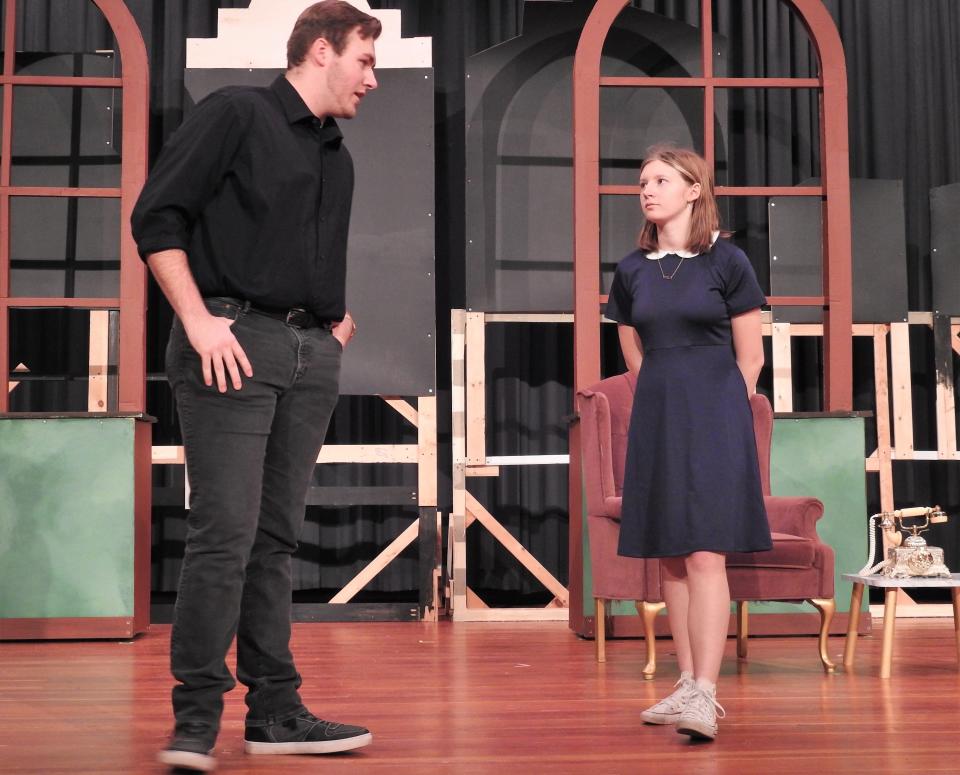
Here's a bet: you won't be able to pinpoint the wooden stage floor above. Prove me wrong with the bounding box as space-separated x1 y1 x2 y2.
1 619 959 774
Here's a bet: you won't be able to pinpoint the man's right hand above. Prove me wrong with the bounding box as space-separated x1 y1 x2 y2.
183 312 254 392
144 249 254 392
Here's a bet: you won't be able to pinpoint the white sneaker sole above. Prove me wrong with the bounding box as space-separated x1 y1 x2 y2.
244 732 373 755
640 710 680 725
676 720 717 740
157 748 216 771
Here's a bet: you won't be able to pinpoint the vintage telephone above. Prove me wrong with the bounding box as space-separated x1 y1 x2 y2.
857 506 951 578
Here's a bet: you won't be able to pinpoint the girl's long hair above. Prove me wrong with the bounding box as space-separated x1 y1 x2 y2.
637 145 724 255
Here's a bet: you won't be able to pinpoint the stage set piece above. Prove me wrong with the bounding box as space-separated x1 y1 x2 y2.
453 0 734 622
449 0 866 632
0 0 150 639
569 0 864 644
163 0 441 624
0 0 442 638
450 0 958 632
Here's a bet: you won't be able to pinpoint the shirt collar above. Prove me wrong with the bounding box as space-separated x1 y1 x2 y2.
645 230 720 260
271 75 343 144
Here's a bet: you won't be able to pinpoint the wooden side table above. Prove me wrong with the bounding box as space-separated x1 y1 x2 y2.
842 572 960 678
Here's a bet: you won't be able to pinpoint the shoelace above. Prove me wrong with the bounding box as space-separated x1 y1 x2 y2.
650 676 695 712
686 687 726 720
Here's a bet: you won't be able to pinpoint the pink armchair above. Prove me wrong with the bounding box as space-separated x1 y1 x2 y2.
577 372 836 676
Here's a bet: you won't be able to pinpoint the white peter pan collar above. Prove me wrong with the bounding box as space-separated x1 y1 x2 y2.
645 231 720 260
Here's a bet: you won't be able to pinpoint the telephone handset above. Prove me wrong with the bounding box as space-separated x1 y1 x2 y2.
858 506 951 578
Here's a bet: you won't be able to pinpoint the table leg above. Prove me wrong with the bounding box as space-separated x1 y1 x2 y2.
879 588 898 678
843 583 864 669
952 588 960 669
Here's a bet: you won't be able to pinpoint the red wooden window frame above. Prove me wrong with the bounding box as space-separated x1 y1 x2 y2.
0 0 149 413
569 0 853 638
572 0 852 409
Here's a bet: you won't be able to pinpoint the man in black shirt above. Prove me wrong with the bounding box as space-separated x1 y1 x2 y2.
132 3 380 771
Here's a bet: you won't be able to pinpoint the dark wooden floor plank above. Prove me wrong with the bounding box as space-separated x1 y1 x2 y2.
1 620 959 773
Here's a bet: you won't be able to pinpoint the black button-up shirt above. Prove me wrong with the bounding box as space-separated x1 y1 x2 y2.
131 76 353 322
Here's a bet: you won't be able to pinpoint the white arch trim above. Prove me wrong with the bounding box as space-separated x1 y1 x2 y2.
186 0 431 69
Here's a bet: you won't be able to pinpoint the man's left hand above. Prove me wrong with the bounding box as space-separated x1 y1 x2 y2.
332 311 357 350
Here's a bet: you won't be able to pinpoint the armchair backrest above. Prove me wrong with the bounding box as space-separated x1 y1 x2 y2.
577 372 637 513
750 392 773 496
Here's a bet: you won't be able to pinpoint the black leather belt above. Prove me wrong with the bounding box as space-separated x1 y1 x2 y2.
211 297 330 329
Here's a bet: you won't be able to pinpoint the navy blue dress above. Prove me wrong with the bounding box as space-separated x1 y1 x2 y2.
604 238 772 558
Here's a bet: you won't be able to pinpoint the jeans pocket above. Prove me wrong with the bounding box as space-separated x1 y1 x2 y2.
203 298 243 321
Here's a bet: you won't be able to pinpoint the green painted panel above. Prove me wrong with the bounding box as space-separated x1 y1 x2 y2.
582 415 868 618
0 418 135 618
765 415 869 615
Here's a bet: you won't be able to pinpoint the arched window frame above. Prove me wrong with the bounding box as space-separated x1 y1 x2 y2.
572 0 852 411
0 0 149 413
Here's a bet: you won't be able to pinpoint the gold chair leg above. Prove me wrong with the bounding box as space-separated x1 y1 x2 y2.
736 601 749 659
595 598 606 663
636 600 664 679
809 597 837 673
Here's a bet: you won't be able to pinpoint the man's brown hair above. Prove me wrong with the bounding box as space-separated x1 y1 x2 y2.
287 1 382 69
637 145 725 256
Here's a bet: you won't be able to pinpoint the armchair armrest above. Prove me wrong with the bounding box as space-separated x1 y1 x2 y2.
764 495 824 540
577 389 618 515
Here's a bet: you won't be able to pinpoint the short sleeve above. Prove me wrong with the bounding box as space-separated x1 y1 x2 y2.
722 247 766 316
604 264 633 325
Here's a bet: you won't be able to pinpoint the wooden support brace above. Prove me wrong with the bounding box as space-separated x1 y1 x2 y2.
873 325 894 511
380 396 419 427
8 362 28 393
317 444 418 463
418 396 438 507
465 491 569 606
152 444 420 465
454 606 569 622
88 311 109 411
451 309 468 616
466 587 489 609
465 311 486 465
328 518 420 604
466 465 500 477
889 322 914 457
771 322 793 412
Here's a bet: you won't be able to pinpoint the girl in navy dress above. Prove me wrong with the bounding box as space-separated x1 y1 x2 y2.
604 146 771 741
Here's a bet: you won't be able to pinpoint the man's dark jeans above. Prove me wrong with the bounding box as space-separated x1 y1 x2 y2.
165 298 341 736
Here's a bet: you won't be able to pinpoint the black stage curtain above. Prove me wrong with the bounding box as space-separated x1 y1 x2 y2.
8 1 960 600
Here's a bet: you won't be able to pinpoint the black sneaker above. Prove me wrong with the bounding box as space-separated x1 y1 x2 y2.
157 721 217 772
244 710 372 755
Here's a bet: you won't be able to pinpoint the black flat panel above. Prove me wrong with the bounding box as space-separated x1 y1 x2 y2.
305 486 418 507
184 68 436 396
464 3 724 312
768 179 909 323
931 183 960 317
151 602 420 623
